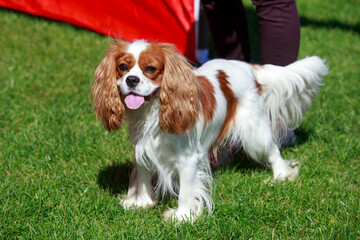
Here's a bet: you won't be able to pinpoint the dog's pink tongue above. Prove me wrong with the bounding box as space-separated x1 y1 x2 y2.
125 94 145 110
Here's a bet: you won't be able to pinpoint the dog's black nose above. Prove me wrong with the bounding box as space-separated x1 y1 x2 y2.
126 76 140 88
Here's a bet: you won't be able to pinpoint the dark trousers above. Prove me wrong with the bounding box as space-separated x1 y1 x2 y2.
201 0 300 66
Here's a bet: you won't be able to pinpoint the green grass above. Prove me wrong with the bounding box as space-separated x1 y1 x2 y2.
0 0 359 238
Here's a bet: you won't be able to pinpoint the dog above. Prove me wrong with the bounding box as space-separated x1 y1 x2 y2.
92 39 328 222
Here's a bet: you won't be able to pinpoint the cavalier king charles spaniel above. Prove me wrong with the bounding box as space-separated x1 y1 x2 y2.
92 39 328 222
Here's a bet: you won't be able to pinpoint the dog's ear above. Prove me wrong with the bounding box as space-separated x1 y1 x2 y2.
92 40 128 131
157 44 200 135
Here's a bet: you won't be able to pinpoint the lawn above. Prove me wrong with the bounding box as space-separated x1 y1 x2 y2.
0 0 359 239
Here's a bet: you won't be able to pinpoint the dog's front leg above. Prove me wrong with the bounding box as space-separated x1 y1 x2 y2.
120 163 156 209
163 154 211 223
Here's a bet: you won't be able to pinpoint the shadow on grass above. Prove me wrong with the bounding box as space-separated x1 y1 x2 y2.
225 149 265 172
300 16 360 35
292 127 312 146
97 162 132 196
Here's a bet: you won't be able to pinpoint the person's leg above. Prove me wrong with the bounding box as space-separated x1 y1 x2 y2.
201 0 251 61
252 0 300 66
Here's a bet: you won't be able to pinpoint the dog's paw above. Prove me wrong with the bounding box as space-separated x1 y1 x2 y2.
119 194 156 210
273 160 300 181
163 208 201 223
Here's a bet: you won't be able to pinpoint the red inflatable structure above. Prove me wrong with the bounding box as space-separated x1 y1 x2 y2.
0 0 197 61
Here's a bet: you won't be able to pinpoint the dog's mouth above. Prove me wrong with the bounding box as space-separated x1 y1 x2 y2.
124 88 159 110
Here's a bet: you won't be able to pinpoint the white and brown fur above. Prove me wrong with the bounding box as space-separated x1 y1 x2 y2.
92 39 328 222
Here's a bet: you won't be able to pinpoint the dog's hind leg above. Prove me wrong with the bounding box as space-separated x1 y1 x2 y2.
233 107 300 181
266 144 300 181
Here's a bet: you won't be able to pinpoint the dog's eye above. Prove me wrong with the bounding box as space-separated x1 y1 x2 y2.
145 66 157 73
119 64 128 71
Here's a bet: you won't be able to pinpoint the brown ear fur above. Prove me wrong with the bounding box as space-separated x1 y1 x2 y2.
92 40 127 131
158 44 200 135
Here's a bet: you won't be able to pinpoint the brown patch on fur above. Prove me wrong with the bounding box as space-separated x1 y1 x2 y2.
92 39 129 131
250 64 264 95
254 78 263 95
115 53 136 79
215 70 238 144
139 45 165 85
197 76 216 127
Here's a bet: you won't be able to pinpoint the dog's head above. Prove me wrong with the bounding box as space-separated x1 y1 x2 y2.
92 39 200 134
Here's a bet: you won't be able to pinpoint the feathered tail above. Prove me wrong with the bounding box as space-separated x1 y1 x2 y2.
254 56 329 145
